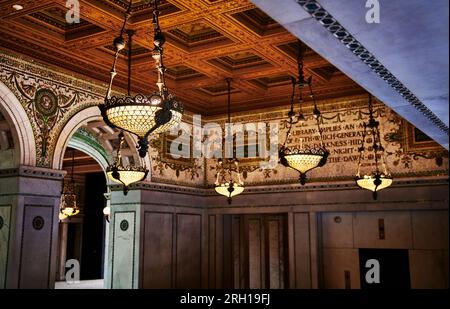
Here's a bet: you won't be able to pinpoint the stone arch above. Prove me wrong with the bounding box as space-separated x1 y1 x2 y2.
52 106 150 178
0 80 36 167
67 136 109 173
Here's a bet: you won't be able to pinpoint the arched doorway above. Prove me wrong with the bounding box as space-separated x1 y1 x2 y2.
53 115 148 288
56 146 107 285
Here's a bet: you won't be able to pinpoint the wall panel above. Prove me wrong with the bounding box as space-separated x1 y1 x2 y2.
19 205 53 288
176 214 202 288
293 213 311 288
142 212 173 288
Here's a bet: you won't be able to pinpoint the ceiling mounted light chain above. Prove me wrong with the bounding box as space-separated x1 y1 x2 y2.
99 0 183 158
214 78 245 204
60 149 80 220
107 131 148 195
355 94 392 199
279 41 329 185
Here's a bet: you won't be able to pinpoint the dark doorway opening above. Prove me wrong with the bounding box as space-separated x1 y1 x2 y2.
359 248 411 289
80 172 107 280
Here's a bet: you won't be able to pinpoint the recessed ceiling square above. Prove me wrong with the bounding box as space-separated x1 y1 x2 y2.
249 74 293 90
166 65 205 81
166 20 233 51
199 82 238 96
231 7 283 36
25 6 105 41
207 51 271 72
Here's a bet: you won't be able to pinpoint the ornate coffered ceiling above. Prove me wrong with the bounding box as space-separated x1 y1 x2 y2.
0 0 364 115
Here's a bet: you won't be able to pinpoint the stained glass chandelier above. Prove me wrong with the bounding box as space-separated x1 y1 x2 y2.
279 41 329 185
99 0 183 158
60 149 80 220
355 94 392 199
107 131 148 195
214 78 244 204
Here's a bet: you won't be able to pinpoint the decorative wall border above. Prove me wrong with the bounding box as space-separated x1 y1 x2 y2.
232 177 449 195
111 176 447 198
296 0 449 134
109 182 210 196
0 166 66 180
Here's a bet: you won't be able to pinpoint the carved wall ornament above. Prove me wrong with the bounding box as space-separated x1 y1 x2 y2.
32 216 44 230
120 219 129 231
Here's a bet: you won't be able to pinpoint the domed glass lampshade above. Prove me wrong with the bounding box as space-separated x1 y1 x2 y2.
106 132 148 195
106 165 148 195
280 146 329 185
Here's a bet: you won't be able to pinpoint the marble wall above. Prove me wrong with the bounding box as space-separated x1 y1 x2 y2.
103 175 448 289
321 210 449 288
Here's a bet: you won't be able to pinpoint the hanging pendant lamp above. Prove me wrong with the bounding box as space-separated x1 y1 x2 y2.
99 0 183 158
106 131 148 195
102 29 149 194
214 78 245 204
279 41 329 185
355 94 392 199
60 149 80 219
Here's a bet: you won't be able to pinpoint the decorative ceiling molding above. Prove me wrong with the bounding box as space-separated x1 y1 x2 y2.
296 0 448 135
0 0 364 114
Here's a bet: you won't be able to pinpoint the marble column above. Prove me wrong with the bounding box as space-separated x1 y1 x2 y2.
104 189 141 289
0 165 65 289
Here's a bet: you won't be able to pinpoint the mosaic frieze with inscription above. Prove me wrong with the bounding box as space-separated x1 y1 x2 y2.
202 97 448 186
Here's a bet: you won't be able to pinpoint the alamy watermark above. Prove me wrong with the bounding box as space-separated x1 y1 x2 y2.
65 259 80 283
66 0 80 24
365 0 380 24
365 258 380 284
167 115 279 169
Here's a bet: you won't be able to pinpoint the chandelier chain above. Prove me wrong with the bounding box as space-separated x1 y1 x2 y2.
127 30 134 96
106 0 132 100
